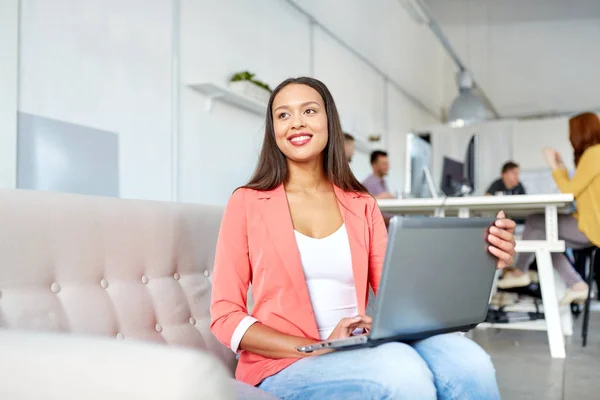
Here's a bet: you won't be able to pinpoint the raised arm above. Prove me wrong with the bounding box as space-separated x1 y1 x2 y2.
552 146 600 197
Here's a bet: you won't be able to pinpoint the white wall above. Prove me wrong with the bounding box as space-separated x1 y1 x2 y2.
511 117 574 170
179 0 452 205
291 0 451 116
19 0 174 200
0 0 19 189
178 0 311 205
311 26 386 183
16 0 453 204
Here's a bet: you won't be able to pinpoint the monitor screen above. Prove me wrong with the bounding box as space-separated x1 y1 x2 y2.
404 133 433 198
441 156 465 196
464 134 477 192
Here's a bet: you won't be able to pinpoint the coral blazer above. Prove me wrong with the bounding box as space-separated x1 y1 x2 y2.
210 184 387 386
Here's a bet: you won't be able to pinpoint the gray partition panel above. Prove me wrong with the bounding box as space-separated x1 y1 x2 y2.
17 113 119 197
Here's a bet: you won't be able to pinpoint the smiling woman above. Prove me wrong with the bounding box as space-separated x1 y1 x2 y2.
243 77 366 193
210 76 515 399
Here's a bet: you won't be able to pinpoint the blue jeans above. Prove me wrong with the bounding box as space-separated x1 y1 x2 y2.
258 334 500 400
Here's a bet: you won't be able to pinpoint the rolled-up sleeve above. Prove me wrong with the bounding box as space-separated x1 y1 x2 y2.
230 316 258 353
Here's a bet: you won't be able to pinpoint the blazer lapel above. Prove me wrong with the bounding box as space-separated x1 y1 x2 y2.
334 186 369 314
257 184 319 336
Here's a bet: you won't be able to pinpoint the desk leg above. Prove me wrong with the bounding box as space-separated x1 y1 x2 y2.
545 205 559 243
543 204 573 336
536 248 566 359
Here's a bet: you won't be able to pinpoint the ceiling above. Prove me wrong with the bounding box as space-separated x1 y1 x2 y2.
423 0 600 118
424 0 600 25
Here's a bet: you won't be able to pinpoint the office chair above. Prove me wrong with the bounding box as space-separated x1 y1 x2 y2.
568 246 598 347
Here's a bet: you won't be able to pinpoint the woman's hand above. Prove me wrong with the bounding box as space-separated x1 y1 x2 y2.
543 147 564 169
488 211 517 269
326 315 372 341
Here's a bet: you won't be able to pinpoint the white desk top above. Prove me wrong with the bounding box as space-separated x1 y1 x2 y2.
377 193 574 216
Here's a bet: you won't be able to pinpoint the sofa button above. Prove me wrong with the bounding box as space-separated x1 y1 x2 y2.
173 272 180 280
203 270 210 278
50 283 61 293
189 317 196 325
155 323 163 333
100 279 109 289
116 333 124 340
141 275 148 285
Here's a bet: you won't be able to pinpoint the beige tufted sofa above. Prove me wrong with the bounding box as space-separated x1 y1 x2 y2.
0 189 276 399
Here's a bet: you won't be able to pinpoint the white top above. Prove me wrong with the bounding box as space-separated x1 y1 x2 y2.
294 224 359 340
229 223 359 353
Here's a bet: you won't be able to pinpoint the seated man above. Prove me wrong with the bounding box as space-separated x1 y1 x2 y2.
486 161 527 196
362 150 395 199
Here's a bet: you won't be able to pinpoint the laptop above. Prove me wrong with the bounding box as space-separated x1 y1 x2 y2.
296 215 498 353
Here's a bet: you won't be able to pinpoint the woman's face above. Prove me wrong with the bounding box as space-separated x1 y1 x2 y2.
271 84 328 164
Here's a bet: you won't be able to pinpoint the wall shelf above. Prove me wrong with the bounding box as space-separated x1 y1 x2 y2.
354 136 382 154
354 137 373 154
188 82 267 116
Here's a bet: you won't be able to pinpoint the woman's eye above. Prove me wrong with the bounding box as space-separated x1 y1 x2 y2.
277 112 289 119
305 108 316 115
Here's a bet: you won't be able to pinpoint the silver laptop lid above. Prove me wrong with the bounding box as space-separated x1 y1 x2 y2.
369 216 497 341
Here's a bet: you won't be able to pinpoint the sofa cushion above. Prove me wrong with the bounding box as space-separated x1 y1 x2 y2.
0 329 234 399
0 189 236 372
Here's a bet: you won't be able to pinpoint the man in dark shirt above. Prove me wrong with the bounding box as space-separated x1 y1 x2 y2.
485 161 527 196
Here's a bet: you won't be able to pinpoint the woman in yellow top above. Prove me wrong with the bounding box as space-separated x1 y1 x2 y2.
499 112 600 305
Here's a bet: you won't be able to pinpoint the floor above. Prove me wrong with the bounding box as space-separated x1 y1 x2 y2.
472 303 600 400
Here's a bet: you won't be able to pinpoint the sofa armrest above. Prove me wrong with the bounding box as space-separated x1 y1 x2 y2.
0 330 234 400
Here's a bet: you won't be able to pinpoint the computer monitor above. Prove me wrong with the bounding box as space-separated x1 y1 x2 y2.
441 156 468 196
404 133 435 198
464 134 477 192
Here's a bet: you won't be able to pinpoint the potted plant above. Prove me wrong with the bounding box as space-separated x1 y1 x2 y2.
228 71 272 104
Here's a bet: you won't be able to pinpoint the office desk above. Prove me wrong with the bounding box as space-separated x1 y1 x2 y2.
378 193 575 359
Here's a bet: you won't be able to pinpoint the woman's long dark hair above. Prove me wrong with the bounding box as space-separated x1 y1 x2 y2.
243 77 367 193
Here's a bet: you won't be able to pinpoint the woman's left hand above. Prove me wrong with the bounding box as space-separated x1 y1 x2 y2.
488 211 517 269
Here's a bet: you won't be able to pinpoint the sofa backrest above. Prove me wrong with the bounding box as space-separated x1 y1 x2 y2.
0 189 236 373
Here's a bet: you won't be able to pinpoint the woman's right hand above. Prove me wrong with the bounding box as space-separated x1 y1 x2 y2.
327 315 372 341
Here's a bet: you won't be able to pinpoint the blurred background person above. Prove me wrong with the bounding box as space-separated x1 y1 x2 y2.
343 133 355 163
362 150 395 199
485 161 526 196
